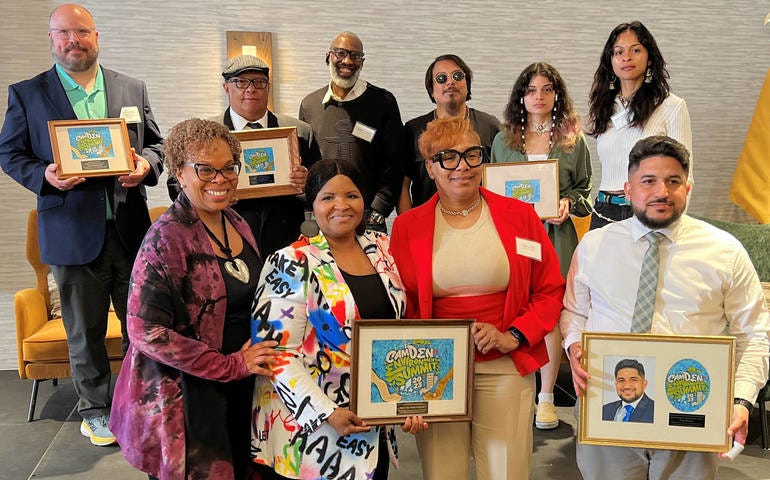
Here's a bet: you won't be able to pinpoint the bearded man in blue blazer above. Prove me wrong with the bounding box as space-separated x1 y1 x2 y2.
0 3 163 446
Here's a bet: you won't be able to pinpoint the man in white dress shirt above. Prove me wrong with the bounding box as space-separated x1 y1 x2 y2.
560 135 769 479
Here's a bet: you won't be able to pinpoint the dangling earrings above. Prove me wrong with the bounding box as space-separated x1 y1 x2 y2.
609 74 617 91
644 68 653 84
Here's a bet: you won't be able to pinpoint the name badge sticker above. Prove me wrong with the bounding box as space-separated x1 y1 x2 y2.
352 121 376 142
515 237 542 261
120 106 142 124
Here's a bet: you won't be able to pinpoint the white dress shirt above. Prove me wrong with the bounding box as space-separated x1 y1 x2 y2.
229 108 268 131
560 215 770 402
322 78 367 103
596 93 693 191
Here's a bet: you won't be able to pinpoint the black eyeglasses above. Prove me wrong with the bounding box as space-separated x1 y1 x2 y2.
329 47 365 62
227 78 269 90
183 162 241 182
434 70 466 84
430 146 485 170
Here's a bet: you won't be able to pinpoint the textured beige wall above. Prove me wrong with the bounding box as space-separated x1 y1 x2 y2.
0 0 768 367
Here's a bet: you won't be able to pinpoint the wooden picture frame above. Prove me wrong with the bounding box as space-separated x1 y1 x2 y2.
232 127 300 199
351 319 474 425
482 160 559 219
48 118 133 179
579 332 735 452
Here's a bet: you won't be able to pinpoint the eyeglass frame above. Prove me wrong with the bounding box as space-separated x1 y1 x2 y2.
434 70 466 85
49 27 95 39
183 162 242 182
226 77 269 90
430 146 485 170
328 47 365 62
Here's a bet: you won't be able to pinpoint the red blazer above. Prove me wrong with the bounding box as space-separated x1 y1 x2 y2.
390 187 565 376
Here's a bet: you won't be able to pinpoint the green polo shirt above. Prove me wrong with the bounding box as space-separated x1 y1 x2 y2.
55 64 107 120
56 64 112 218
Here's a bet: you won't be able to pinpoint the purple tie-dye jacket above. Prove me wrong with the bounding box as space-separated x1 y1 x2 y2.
110 194 258 480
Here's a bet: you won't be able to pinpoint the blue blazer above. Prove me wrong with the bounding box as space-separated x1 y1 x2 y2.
0 66 163 265
602 393 655 423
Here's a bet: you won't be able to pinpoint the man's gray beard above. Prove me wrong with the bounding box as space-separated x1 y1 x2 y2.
329 61 361 90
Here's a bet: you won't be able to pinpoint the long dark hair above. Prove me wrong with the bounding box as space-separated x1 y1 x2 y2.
586 21 670 137
502 62 581 152
305 159 368 235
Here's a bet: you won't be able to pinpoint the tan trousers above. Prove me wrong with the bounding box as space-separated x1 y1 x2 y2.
416 357 535 480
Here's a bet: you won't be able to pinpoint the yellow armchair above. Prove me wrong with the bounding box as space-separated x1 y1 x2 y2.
15 210 123 421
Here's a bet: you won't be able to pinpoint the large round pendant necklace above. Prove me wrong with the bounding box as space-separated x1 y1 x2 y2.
438 196 481 217
202 213 250 283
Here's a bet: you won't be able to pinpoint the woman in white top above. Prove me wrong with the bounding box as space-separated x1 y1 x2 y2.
587 21 692 229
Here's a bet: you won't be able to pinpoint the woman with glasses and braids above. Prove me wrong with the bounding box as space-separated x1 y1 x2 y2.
111 118 279 480
491 62 592 431
390 117 565 480
587 21 692 229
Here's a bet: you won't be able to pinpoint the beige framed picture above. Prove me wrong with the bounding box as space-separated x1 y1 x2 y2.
48 118 133 179
232 127 300 199
350 319 474 425
482 160 559 219
579 332 735 452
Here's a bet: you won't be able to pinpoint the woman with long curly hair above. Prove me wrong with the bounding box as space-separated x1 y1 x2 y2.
491 62 592 432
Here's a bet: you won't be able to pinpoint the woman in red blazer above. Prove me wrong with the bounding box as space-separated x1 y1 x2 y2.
390 117 565 480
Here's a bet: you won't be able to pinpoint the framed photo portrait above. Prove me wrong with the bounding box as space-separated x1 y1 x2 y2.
48 118 134 179
579 332 735 452
482 160 559 219
232 126 300 199
350 319 474 425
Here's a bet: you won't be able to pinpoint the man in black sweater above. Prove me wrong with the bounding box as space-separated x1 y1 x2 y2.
299 31 404 232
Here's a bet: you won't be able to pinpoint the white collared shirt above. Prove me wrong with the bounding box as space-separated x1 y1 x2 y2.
560 215 770 401
321 78 368 104
613 397 643 422
229 108 268 131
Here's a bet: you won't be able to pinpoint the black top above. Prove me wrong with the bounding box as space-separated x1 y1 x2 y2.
218 242 261 354
340 270 395 319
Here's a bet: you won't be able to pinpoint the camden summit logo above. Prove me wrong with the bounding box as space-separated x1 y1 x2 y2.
665 359 710 412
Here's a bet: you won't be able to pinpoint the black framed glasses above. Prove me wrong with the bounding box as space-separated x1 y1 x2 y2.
183 162 241 182
430 146 485 170
49 27 94 39
329 47 365 62
227 78 269 90
434 70 466 84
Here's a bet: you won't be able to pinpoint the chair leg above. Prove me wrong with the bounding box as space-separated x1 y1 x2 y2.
27 379 41 422
52 378 58 387
757 387 770 450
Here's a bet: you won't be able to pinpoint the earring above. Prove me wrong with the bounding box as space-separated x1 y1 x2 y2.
555 93 558 102
520 97 523 105
644 68 653 83
300 211 319 237
609 74 617 90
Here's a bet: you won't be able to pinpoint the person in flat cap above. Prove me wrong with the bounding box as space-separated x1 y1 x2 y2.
168 54 320 257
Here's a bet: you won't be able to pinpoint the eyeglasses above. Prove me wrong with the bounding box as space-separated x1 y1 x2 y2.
329 47 365 62
49 27 94 39
184 162 241 182
430 146 485 170
434 70 466 84
227 78 269 90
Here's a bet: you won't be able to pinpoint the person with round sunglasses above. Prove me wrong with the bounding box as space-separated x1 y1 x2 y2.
587 21 692 229
398 54 501 213
491 62 592 431
111 118 279 480
390 117 565 480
